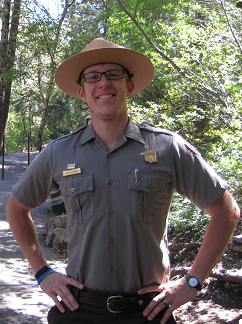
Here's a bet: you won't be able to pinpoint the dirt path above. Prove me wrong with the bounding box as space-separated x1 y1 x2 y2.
0 152 66 324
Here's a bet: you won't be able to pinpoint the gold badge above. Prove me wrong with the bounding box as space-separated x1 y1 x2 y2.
63 168 82 177
145 150 157 163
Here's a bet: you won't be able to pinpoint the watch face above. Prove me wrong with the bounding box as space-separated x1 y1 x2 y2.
189 277 198 287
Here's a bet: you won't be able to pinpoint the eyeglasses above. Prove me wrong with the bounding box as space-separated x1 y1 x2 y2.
81 69 129 84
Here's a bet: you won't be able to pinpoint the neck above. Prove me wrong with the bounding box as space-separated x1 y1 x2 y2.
91 115 129 150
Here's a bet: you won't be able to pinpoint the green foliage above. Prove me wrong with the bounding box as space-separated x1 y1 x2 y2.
129 99 242 233
168 193 210 241
5 0 242 235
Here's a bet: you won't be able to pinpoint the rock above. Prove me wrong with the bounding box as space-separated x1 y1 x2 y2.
51 190 66 214
45 214 68 250
224 282 230 289
233 234 242 244
230 241 242 252
45 190 68 252
234 287 241 293
46 215 67 231
45 227 68 250
51 196 66 214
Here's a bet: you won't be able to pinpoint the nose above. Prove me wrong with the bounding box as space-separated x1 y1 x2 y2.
98 73 111 86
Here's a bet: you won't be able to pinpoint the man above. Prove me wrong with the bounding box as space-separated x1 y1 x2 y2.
6 38 240 324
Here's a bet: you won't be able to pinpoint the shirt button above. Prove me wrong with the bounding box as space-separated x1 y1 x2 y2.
109 238 114 244
110 267 114 272
71 187 75 193
108 180 113 185
109 209 114 215
147 184 153 190
107 153 112 158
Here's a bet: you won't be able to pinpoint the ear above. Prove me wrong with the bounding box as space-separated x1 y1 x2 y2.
127 80 135 97
78 86 87 102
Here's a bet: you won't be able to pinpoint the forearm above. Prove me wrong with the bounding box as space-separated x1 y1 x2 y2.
6 193 47 274
6 194 83 313
189 190 240 283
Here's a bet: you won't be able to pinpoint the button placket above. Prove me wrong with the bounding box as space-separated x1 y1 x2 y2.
106 151 116 286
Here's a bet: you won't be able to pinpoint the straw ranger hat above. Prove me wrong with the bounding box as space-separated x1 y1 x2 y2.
55 38 155 98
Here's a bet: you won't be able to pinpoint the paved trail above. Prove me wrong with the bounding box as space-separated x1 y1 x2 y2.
0 152 66 324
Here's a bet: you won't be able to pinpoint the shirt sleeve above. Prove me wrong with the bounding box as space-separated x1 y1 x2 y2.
12 142 59 208
171 133 228 210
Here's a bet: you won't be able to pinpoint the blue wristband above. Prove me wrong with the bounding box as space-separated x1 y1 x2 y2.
37 268 54 285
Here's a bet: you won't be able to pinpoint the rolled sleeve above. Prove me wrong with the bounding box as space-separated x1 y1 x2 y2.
171 133 228 210
12 143 59 208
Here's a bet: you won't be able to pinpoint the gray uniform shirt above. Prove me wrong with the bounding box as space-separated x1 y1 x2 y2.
13 119 227 293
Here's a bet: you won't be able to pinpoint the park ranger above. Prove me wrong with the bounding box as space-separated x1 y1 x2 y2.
6 38 240 324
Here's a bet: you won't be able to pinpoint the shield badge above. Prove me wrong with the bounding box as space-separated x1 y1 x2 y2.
145 150 157 163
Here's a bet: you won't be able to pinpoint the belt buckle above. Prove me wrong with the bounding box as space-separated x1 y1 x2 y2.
107 295 123 313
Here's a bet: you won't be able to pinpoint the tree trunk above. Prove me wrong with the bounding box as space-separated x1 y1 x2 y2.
0 0 11 155
0 0 21 155
37 0 75 138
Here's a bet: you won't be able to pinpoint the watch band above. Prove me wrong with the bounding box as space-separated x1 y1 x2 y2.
185 274 202 291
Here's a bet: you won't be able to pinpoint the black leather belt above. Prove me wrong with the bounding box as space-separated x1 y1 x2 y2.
69 286 158 313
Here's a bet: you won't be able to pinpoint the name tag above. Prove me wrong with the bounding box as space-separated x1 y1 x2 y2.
63 168 82 177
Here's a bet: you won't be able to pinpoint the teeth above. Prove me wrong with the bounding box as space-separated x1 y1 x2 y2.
98 94 113 99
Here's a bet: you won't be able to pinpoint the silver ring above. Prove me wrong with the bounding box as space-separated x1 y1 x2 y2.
162 301 169 307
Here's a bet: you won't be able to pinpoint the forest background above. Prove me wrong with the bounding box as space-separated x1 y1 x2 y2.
0 0 241 233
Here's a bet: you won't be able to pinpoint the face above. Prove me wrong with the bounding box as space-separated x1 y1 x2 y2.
78 63 134 123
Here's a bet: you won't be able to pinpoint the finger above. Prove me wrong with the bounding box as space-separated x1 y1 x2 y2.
148 304 166 321
66 277 84 290
57 287 79 311
142 293 165 317
143 298 167 320
51 294 66 313
160 305 175 324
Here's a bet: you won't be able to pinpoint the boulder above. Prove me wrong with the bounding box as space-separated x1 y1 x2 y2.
45 214 68 250
46 214 67 231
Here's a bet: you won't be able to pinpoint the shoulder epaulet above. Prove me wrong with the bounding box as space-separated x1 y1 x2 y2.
184 139 202 157
138 124 174 136
53 125 87 143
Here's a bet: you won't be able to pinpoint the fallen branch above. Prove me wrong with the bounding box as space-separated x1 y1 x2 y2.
168 242 201 250
170 267 242 284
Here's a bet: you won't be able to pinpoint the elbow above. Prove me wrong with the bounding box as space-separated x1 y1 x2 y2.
233 203 241 224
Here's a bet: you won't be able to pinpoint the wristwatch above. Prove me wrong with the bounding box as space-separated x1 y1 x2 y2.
185 274 202 291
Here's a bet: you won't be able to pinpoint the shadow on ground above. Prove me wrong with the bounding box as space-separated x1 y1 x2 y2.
0 308 44 324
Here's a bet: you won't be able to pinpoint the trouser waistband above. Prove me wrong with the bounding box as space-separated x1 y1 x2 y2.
69 286 158 313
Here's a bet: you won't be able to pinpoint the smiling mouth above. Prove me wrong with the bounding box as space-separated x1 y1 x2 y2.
97 94 115 99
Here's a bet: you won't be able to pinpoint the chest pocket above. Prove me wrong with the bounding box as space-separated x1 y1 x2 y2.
129 172 167 222
59 174 94 223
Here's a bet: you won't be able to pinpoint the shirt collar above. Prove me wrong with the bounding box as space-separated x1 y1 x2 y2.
78 122 96 146
124 119 145 144
78 119 145 146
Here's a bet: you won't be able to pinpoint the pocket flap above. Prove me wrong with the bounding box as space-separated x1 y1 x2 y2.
60 175 94 196
129 172 167 193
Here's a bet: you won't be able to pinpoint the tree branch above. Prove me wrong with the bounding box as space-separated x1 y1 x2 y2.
170 266 242 284
116 0 229 107
219 0 242 58
116 0 186 77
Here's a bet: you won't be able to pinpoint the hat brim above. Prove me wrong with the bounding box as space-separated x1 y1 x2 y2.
55 47 154 98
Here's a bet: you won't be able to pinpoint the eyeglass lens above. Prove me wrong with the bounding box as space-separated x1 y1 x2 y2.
83 69 124 83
